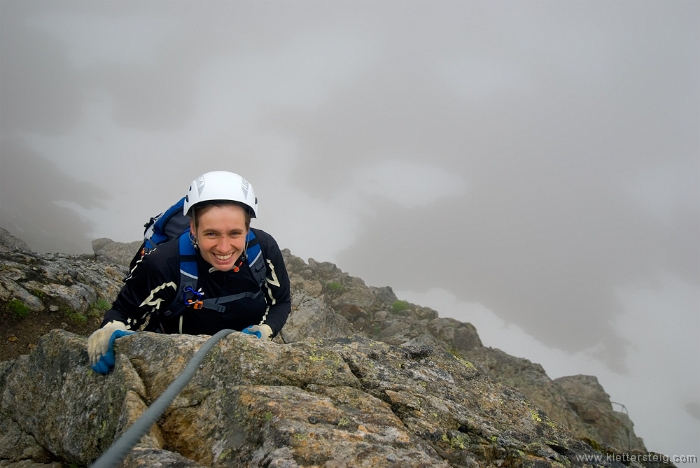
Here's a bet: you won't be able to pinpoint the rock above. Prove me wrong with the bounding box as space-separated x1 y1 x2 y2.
0 228 31 253
400 332 444 349
0 230 653 461
0 250 126 311
0 280 44 312
121 447 208 467
307 258 344 278
92 238 143 267
337 288 376 309
277 249 651 456
554 375 646 451
372 286 398 305
464 347 599 443
1 330 668 468
278 291 356 343
0 461 63 467
292 279 323 297
429 317 483 353
0 230 129 363
376 318 432 347
90 238 112 253
0 416 54 463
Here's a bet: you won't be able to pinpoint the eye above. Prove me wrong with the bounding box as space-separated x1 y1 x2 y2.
205 232 218 238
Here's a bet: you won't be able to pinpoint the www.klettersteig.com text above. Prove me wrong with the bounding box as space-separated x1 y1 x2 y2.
574 453 697 464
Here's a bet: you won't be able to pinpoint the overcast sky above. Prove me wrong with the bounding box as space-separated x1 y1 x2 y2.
1 0 698 460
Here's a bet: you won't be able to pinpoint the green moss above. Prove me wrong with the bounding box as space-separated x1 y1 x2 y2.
7 299 29 318
581 437 603 452
95 298 112 310
328 282 344 292
66 310 88 325
263 411 273 422
88 298 112 318
391 300 410 313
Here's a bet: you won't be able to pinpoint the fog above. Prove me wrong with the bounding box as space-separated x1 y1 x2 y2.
1 0 698 459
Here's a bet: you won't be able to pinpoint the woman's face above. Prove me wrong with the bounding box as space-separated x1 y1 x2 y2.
190 204 248 271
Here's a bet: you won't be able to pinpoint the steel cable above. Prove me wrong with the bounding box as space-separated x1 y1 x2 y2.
89 329 235 468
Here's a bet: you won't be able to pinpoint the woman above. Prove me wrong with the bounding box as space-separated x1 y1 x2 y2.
88 171 291 374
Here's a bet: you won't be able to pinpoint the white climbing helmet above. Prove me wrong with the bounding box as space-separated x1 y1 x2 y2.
183 171 258 218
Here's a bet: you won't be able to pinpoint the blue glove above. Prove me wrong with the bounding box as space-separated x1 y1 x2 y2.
91 329 134 374
242 324 273 340
88 322 135 374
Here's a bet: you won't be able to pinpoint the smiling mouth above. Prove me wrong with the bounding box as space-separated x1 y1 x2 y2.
215 253 233 261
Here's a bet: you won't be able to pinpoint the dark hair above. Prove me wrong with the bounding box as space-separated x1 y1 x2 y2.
191 201 251 230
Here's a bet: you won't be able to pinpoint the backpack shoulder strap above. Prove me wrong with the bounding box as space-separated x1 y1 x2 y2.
162 229 268 317
162 231 198 318
196 229 267 313
246 229 266 287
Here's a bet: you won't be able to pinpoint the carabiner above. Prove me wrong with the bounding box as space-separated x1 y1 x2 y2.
183 286 204 309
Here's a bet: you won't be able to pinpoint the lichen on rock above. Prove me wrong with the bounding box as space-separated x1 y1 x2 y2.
2 330 664 468
0 229 662 467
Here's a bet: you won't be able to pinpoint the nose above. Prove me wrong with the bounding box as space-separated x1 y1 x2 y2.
216 237 232 252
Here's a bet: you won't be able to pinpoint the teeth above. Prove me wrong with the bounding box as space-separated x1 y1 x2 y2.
215 253 233 260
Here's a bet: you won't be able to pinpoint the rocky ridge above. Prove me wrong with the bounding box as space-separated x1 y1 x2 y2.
0 230 657 467
279 248 644 453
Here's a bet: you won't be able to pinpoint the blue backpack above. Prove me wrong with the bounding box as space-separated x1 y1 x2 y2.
136 197 267 318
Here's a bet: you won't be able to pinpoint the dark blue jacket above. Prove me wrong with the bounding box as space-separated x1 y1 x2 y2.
102 228 291 337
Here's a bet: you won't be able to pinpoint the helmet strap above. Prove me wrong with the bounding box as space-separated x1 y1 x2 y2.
233 254 245 273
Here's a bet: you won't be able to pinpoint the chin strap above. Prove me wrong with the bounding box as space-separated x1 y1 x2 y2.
233 235 249 272
232 253 246 272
